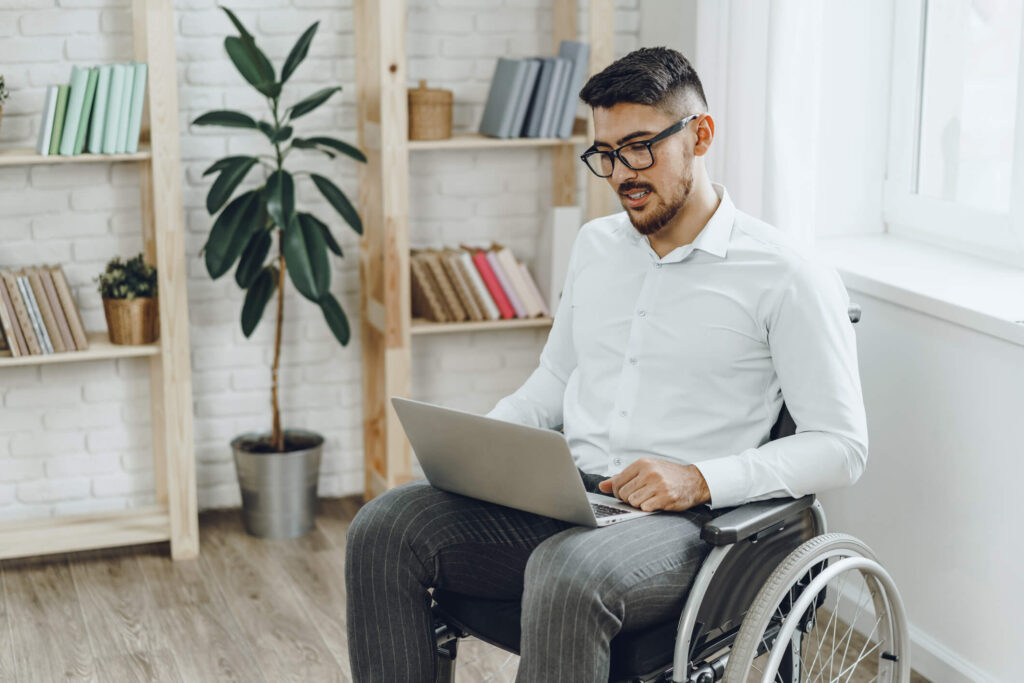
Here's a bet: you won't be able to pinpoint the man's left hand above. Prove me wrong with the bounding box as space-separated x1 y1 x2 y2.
597 458 711 512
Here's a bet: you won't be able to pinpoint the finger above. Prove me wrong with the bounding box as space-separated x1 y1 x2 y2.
598 478 613 493
611 469 638 500
627 485 656 509
640 494 668 512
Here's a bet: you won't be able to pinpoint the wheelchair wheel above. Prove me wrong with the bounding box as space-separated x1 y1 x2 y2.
723 533 909 683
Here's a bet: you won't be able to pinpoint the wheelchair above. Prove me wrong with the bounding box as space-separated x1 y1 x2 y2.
430 304 910 682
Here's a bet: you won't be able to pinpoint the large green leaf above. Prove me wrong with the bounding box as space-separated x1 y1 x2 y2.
221 6 255 41
206 156 258 214
292 136 366 163
192 110 258 130
265 170 295 231
235 225 272 288
202 155 255 178
282 21 319 84
282 215 330 302
318 292 350 346
224 36 278 98
300 212 342 256
311 173 362 235
287 86 341 120
257 121 293 144
241 265 278 337
203 190 261 279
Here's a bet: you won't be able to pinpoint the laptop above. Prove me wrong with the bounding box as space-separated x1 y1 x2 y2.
391 397 655 527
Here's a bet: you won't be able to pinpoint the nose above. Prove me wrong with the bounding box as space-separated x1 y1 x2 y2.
609 157 637 188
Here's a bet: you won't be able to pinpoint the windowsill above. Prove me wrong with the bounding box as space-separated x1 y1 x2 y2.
816 233 1024 347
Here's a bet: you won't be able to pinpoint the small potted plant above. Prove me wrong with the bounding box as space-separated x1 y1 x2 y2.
0 76 9 134
96 253 159 345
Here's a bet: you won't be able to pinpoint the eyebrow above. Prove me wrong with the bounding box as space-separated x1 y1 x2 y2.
593 130 655 148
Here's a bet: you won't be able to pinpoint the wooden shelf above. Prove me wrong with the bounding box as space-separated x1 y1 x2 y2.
0 331 159 368
411 317 554 335
408 132 587 151
0 505 171 560
0 143 152 167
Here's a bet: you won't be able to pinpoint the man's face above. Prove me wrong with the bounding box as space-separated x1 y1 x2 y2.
591 103 696 237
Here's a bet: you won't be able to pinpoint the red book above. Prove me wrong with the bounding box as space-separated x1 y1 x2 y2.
470 250 516 319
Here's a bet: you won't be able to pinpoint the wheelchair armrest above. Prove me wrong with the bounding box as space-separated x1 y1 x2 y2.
700 495 815 546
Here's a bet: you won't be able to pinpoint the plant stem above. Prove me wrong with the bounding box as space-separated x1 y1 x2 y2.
272 231 285 452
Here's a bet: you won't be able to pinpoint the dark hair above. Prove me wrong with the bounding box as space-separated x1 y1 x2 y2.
579 47 707 118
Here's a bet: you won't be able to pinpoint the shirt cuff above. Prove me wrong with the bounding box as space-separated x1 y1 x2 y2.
692 452 753 509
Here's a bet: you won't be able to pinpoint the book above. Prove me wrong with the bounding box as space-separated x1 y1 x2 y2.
59 65 91 156
536 205 581 314
0 270 40 355
440 250 484 322
125 62 148 154
454 250 499 320
114 62 136 154
26 266 66 353
73 67 100 156
48 85 70 156
554 41 591 139
539 58 570 138
17 274 53 354
485 249 526 318
40 267 76 352
102 63 127 154
479 58 530 139
0 276 27 357
48 265 89 350
88 65 113 154
36 86 59 156
469 249 515 319
509 58 541 138
517 261 551 317
423 250 467 322
494 246 542 318
524 57 557 139
410 253 449 322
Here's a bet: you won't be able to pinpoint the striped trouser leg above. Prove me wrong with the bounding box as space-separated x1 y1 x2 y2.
517 506 717 682
345 480 571 683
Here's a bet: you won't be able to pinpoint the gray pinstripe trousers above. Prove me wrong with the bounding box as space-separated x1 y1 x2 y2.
345 478 717 682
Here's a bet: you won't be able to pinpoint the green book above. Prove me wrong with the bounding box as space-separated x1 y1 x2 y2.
125 62 147 154
114 63 135 154
73 67 99 155
102 63 126 154
48 85 70 156
87 65 112 154
59 65 90 156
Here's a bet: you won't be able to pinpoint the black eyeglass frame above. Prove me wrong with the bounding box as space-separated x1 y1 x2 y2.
579 113 702 178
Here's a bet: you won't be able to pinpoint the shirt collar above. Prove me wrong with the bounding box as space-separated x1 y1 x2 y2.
618 183 735 260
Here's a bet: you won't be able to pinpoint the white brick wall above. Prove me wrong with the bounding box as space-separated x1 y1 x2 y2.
0 0 640 520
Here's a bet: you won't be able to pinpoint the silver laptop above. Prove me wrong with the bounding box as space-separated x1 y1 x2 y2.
391 397 654 527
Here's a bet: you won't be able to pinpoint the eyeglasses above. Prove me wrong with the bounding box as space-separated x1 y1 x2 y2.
580 113 702 178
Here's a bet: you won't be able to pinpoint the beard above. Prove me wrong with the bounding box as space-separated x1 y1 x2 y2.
620 167 694 237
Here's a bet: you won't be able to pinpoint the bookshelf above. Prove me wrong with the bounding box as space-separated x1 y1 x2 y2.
355 0 616 499
0 0 198 561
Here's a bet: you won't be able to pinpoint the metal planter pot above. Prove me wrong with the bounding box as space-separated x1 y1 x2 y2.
231 430 323 539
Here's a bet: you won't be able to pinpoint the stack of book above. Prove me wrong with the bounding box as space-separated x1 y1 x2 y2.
479 40 590 140
35 62 148 157
0 265 89 358
410 245 551 323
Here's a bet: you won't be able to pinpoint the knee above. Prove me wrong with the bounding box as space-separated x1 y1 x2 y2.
522 537 597 610
345 481 431 560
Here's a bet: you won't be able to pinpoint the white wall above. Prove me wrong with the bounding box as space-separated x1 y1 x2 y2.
820 292 1024 682
0 0 641 519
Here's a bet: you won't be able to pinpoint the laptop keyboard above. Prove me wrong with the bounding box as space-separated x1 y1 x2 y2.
592 502 629 518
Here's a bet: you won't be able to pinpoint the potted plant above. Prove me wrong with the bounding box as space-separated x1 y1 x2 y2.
0 75 9 134
96 253 159 345
193 7 366 538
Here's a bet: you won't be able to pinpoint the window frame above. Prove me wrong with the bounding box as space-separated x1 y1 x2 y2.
883 0 1024 268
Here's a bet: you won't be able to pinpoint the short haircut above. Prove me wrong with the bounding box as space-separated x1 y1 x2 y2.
578 47 707 118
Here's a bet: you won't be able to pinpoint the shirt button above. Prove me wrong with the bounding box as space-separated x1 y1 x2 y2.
638 309 646 318
655 263 662 269
613 458 622 466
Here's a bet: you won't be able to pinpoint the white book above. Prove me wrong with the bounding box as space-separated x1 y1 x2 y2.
535 205 581 314
518 261 551 317
36 86 59 155
17 276 53 354
456 250 500 320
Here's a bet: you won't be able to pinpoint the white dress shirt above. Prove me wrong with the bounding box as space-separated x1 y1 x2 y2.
487 185 868 509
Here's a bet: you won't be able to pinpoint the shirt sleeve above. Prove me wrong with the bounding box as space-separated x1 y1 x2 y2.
485 238 581 429
693 259 869 509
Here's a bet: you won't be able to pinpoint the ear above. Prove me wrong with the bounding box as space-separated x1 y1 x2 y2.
693 114 715 157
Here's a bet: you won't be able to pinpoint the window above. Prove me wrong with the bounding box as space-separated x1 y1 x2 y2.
884 0 1024 267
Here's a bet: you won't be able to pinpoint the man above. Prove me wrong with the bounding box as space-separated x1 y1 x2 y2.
346 47 867 682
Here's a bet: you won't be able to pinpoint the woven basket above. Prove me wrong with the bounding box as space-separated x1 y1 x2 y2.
408 80 452 141
103 296 159 345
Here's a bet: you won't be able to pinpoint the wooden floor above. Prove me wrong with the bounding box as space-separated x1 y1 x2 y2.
0 498 929 683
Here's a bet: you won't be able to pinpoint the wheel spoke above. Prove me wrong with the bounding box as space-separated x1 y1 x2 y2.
840 614 884 683
835 580 869 673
